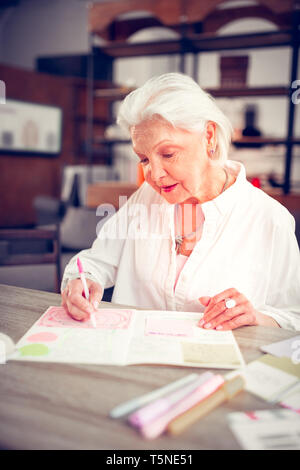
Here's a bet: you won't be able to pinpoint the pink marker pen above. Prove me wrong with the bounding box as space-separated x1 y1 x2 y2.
77 257 97 328
128 371 214 429
140 374 225 439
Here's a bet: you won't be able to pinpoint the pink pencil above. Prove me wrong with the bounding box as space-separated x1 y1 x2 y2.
77 257 97 328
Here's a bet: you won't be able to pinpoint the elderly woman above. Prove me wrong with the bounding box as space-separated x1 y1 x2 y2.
61 73 300 331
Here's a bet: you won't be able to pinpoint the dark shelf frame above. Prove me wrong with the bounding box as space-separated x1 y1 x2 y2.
92 137 300 147
207 86 290 98
93 85 290 99
94 30 295 59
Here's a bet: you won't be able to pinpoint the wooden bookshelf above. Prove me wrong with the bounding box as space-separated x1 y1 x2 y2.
84 1 299 193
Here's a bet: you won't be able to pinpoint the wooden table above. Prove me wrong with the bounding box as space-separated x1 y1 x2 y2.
0 284 297 450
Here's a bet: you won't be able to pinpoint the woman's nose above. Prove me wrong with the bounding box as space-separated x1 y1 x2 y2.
149 161 167 182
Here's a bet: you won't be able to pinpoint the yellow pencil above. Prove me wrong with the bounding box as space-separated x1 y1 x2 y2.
167 375 245 436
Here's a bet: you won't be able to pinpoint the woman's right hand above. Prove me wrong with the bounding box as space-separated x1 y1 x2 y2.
61 278 104 321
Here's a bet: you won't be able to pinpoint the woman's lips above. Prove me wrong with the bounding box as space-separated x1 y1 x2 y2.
161 183 178 193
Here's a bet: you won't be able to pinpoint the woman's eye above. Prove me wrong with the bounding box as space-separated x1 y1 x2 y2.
140 158 149 165
162 153 174 159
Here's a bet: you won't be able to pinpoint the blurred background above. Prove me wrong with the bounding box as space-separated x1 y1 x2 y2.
0 0 299 295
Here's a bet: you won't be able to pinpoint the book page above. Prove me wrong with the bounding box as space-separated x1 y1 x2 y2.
125 310 245 369
10 306 136 365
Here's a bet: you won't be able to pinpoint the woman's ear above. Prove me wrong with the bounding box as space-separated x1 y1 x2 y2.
205 121 217 157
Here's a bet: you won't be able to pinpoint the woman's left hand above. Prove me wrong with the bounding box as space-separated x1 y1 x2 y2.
198 288 279 330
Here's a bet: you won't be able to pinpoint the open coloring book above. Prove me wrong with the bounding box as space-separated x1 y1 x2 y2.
10 306 245 369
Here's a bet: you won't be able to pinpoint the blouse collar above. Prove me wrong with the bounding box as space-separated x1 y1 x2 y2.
201 160 247 217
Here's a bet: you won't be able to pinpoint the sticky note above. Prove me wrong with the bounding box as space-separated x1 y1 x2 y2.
145 317 194 337
181 342 241 366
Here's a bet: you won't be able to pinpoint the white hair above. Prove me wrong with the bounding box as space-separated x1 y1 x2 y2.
117 73 233 164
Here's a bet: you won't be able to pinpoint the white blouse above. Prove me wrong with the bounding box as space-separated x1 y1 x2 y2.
62 161 300 331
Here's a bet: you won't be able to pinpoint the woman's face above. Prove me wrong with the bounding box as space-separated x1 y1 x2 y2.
131 118 216 205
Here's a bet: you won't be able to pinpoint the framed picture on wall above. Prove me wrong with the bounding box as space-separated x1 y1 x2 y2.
0 99 63 156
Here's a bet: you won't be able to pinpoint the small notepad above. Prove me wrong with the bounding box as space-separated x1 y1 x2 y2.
228 409 300 450
240 354 300 402
260 335 300 361
145 317 193 337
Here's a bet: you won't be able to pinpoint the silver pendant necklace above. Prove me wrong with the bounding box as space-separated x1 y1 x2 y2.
175 168 229 254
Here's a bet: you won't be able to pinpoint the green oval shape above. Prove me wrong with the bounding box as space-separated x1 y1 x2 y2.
19 343 50 357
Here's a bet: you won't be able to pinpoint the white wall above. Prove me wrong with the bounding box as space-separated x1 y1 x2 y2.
0 0 90 69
